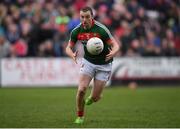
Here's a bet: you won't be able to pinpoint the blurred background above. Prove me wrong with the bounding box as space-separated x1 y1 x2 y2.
0 0 180 87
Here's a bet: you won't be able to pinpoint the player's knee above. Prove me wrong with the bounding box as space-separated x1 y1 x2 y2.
77 87 86 96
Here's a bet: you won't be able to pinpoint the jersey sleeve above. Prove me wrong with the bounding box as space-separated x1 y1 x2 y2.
101 25 113 44
69 28 78 47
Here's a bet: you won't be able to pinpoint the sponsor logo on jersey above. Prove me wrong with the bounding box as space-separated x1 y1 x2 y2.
77 33 100 41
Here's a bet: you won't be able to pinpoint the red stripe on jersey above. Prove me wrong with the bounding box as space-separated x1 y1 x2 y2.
69 41 75 47
107 39 113 45
77 33 101 40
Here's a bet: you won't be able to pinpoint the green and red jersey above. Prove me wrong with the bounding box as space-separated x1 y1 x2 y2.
69 20 113 65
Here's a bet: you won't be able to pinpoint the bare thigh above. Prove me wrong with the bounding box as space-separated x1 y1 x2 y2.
78 74 93 91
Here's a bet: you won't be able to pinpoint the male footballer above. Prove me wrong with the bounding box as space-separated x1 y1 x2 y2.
66 6 119 124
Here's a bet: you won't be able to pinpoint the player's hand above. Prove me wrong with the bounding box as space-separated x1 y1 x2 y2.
72 51 78 64
105 48 115 62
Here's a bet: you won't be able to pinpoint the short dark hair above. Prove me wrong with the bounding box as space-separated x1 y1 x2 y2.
80 6 93 16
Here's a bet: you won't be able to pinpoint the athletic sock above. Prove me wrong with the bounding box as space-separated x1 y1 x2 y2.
77 111 84 117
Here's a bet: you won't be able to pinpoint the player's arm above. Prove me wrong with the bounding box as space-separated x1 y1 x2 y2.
100 24 120 61
106 37 120 61
66 42 78 64
66 29 78 64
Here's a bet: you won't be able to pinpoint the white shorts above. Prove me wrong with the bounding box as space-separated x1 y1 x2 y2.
80 58 112 81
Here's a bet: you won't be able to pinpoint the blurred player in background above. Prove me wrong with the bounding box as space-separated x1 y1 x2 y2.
66 6 119 124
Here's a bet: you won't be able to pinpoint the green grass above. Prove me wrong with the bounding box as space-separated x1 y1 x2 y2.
0 86 180 128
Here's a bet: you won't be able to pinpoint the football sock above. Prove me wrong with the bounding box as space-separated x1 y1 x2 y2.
77 111 84 117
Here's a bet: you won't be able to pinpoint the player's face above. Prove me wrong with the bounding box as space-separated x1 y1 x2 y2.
80 10 93 29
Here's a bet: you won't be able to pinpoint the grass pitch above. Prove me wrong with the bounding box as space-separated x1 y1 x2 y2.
0 86 180 128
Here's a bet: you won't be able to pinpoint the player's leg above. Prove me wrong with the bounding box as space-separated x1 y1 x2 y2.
91 79 106 101
75 59 95 124
76 74 92 114
74 74 92 124
85 70 110 105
